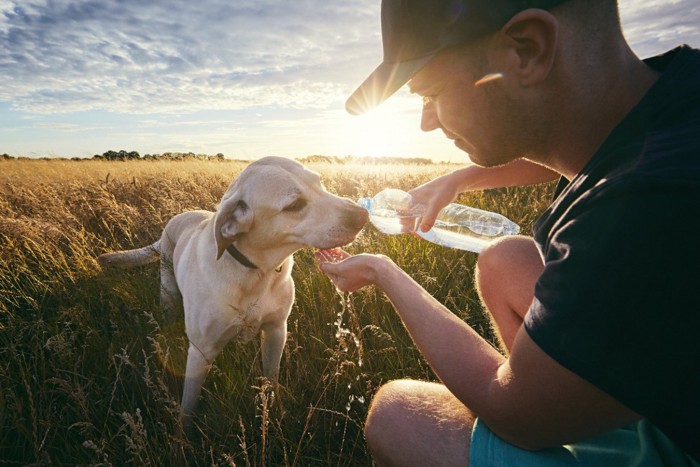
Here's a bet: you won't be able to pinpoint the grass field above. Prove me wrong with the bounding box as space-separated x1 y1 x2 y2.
0 157 555 466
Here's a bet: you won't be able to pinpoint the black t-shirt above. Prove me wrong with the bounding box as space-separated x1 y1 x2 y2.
524 45 700 461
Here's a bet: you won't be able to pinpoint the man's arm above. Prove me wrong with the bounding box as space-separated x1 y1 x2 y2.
444 159 559 192
317 251 640 449
410 159 558 232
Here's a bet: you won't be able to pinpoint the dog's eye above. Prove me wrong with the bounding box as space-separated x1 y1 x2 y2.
283 199 307 212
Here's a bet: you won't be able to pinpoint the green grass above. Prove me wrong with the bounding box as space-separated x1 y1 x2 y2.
0 158 555 465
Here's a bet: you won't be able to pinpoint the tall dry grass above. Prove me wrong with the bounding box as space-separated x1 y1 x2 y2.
0 157 555 465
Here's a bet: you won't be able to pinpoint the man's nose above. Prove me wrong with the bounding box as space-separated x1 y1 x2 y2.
420 102 440 132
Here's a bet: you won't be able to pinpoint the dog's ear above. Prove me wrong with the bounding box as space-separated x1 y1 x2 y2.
214 194 254 260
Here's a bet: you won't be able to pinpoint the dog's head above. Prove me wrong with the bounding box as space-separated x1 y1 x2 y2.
214 157 368 266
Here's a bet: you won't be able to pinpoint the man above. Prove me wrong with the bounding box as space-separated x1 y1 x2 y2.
316 0 700 465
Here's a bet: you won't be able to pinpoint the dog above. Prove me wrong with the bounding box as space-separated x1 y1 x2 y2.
98 156 368 430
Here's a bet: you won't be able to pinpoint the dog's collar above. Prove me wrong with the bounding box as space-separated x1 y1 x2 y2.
226 243 259 270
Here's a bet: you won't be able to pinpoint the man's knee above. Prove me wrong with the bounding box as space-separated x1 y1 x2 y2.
477 236 528 279
364 380 409 449
365 379 439 464
475 236 540 295
364 379 473 465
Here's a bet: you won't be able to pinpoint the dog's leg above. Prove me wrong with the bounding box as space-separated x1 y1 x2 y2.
261 320 287 383
159 257 182 323
180 342 217 433
158 231 181 323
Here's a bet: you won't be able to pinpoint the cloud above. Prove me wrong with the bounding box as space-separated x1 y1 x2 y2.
620 0 700 58
0 0 380 114
1 0 698 117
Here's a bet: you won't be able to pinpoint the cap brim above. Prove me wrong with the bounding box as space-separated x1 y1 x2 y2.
345 54 435 115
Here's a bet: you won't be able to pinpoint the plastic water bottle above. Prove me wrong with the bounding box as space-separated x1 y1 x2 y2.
358 188 520 253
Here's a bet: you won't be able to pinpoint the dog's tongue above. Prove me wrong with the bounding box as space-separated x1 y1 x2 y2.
314 248 346 264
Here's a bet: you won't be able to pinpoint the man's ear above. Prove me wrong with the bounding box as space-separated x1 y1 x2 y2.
498 9 559 86
214 193 254 260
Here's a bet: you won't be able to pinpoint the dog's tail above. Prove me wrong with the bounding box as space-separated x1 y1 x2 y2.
98 240 161 269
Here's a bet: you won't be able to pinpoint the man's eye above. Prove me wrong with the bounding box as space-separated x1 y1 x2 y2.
283 199 307 212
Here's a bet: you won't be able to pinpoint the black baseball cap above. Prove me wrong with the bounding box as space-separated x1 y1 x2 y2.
346 0 571 115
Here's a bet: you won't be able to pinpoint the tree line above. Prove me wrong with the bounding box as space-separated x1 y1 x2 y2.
2 152 438 165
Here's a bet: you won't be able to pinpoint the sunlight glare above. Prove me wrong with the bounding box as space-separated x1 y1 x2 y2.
340 99 419 158
474 72 504 86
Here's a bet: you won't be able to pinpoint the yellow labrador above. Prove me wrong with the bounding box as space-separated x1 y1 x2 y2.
98 156 367 429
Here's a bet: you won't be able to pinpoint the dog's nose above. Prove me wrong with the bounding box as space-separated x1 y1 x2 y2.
338 198 369 230
347 204 369 230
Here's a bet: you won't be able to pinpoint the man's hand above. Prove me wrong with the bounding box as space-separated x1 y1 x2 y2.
315 248 390 293
408 173 460 232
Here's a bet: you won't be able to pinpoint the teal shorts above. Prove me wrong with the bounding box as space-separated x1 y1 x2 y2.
470 418 699 466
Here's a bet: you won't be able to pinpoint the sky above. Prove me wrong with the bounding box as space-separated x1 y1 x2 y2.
1 0 699 162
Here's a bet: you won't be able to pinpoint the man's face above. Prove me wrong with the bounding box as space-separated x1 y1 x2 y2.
408 42 527 167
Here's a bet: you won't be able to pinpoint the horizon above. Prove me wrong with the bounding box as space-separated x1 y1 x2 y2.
0 150 447 165
2 0 699 163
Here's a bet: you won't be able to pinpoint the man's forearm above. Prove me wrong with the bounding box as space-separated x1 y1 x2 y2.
450 159 559 192
373 259 505 410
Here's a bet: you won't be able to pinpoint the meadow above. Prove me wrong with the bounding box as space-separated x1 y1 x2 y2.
0 157 554 466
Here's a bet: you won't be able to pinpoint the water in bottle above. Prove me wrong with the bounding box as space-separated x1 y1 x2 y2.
358 188 520 253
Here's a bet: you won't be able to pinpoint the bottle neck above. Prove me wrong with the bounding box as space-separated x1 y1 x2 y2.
357 197 371 211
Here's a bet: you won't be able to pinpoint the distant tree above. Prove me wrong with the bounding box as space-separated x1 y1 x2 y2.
101 150 140 161
297 155 339 164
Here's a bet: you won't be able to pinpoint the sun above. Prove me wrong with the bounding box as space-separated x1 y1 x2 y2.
340 97 421 158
